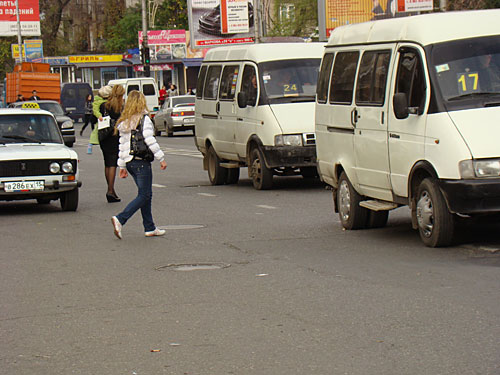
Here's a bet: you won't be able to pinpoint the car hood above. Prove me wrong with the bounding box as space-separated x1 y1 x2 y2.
0 144 77 160
448 107 500 158
55 115 72 124
269 102 316 134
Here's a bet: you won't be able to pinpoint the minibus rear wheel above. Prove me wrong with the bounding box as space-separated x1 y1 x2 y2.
337 172 368 230
207 145 227 185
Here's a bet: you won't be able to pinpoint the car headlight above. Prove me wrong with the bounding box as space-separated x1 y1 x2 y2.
459 159 500 178
61 120 73 129
62 162 73 173
275 134 303 147
50 162 61 174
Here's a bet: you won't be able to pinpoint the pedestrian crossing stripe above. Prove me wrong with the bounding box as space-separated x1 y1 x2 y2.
161 147 203 158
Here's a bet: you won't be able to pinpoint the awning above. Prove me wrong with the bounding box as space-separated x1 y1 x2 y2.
74 61 131 68
183 58 203 67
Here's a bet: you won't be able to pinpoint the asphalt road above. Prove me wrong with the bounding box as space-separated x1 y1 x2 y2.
1 129 499 374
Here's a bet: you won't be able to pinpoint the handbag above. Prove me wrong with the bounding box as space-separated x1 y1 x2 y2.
98 108 116 142
130 115 154 162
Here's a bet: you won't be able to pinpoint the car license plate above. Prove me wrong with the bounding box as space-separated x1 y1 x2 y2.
184 118 195 124
4 180 44 192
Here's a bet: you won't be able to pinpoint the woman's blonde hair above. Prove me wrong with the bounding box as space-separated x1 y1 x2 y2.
116 90 149 133
105 84 125 114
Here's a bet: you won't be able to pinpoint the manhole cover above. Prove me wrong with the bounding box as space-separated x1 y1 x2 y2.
156 263 231 271
157 224 205 230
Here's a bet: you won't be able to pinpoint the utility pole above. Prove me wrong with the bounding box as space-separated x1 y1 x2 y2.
141 0 150 77
253 0 260 43
440 0 447 11
15 0 23 63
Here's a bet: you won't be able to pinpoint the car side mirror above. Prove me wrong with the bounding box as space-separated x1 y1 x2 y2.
237 92 247 108
393 92 409 120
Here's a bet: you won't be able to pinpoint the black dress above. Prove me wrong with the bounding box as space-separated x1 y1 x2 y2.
99 102 120 167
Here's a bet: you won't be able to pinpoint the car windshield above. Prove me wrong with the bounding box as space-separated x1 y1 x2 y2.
430 35 500 108
259 58 321 103
171 96 195 107
0 114 63 144
37 102 65 116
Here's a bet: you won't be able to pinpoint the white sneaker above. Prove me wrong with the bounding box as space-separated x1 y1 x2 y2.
111 216 122 239
145 228 166 237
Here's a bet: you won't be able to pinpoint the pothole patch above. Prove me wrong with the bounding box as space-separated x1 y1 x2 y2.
157 224 205 230
156 263 231 271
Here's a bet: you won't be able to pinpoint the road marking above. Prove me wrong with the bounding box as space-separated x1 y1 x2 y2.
256 205 277 209
198 193 217 197
161 147 203 159
152 183 166 188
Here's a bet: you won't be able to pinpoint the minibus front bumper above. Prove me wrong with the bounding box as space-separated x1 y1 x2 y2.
439 178 500 214
262 145 317 169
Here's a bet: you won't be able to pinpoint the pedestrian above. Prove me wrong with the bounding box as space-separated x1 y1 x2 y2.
99 85 125 203
29 90 41 101
111 90 167 239
159 85 167 105
80 94 94 136
15 94 25 102
167 83 178 97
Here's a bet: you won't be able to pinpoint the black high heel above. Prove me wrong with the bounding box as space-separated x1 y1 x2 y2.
106 193 121 203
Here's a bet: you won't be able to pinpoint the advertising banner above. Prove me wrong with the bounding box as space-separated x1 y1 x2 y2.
12 39 43 62
397 0 433 12
187 0 255 49
139 30 188 60
0 0 40 36
69 55 123 64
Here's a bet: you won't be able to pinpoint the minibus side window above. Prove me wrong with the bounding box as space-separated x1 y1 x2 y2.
241 65 258 106
204 66 222 100
355 51 391 105
196 66 207 99
219 65 240 101
329 51 359 104
395 49 426 112
317 53 334 104
143 84 155 96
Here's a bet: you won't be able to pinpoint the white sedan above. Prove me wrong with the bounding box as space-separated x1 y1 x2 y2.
153 95 195 137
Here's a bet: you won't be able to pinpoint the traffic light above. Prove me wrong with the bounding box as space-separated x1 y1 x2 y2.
144 47 150 65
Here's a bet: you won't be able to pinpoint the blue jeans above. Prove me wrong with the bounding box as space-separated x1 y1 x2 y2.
116 159 155 232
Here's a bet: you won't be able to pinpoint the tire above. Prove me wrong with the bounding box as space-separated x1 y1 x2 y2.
60 188 79 211
366 210 389 229
300 167 318 179
336 172 368 230
226 168 240 184
416 178 454 247
36 198 51 204
249 147 273 190
207 146 227 185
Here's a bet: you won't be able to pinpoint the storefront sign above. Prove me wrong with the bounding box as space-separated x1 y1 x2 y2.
44 56 69 65
187 0 255 49
0 0 40 36
69 55 123 64
134 64 173 72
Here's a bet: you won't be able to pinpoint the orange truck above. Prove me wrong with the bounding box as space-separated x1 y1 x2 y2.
6 62 60 104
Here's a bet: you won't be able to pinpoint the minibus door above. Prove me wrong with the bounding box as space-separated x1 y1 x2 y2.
217 64 241 159
387 45 428 198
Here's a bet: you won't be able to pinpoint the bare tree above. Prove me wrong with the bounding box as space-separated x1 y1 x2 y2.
40 0 73 56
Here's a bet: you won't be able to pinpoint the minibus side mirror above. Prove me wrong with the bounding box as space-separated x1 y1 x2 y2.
393 92 409 119
237 92 248 108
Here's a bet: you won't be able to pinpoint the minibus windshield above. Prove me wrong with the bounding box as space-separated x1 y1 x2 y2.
259 58 320 103
430 35 500 106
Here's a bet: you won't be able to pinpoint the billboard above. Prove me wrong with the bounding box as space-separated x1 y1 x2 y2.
12 39 43 62
187 0 255 49
0 0 40 36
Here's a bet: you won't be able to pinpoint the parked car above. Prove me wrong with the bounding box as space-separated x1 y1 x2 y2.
199 2 254 36
0 105 81 211
153 95 195 137
60 82 93 122
9 100 76 147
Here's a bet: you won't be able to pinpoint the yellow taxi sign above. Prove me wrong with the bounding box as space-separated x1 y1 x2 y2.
21 102 40 109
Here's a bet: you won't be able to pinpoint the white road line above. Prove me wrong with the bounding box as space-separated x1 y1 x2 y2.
198 193 217 197
152 184 166 188
256 205 277 209
161 147 203 159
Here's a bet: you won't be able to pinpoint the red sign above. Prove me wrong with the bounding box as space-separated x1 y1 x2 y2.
0 0 40 22
138 30 186 46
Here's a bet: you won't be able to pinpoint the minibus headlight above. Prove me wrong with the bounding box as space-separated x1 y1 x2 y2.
459 159 500 178
275 134 303 147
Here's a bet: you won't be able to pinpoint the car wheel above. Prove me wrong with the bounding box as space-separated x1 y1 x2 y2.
366 210 389 229
36 198 51 204
207 145 227 185
416 178 454 247
226 168 240 184
249 147 273 190
337 172 368 230
60 189 79 211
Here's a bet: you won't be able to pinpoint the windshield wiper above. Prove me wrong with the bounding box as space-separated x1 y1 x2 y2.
3 135 41 143
447 92 500 101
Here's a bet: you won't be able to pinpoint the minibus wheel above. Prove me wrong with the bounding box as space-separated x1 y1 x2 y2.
337 172 368 229
250 147 273 190
416 178 454 247
207 145 227 185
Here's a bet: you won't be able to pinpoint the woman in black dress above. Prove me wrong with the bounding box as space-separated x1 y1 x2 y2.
99 84 125 202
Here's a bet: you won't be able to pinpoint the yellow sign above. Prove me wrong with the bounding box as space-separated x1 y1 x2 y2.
22 102 40 109
12 44 26 59
69 55 123 64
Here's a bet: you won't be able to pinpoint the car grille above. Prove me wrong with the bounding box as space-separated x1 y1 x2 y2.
303 133 316 146
0 159 77 177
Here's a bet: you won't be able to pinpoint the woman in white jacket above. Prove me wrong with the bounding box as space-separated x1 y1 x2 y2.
111 90 167 239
